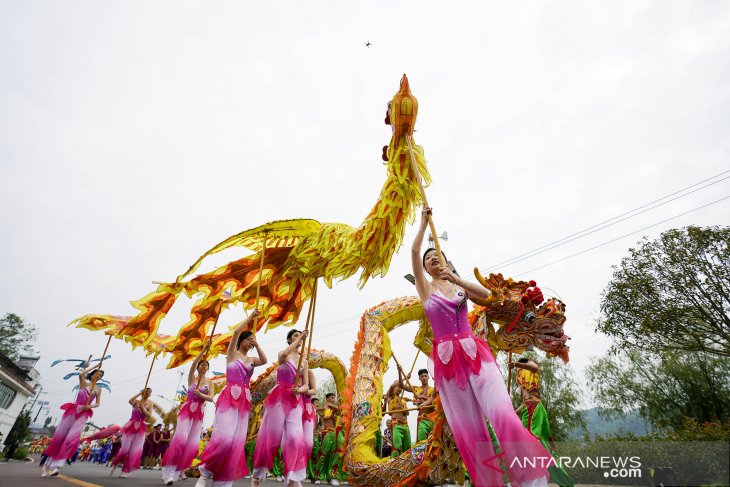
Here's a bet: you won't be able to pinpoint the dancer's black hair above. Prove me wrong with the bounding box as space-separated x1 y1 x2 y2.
237 330 253 349
286 329 301 344
422 248 448 269
85 369 104 381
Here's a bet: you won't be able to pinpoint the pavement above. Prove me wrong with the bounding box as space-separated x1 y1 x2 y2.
0 458 312 487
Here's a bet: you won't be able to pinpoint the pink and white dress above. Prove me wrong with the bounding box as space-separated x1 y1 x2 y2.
425 290 550 487
252 359 306 484
161 384 209 481
111 405 148 474
197 359 253 487
302 395 317 466
44 387 96 469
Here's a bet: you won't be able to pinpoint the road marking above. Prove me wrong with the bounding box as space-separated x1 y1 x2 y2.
58 474 103 487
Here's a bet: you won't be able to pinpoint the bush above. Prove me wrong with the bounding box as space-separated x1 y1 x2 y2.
13 447 28 460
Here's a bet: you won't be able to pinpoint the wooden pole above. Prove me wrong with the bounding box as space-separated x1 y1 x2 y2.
144 353 158 390
407 350 421 378
86 335 112 405
391 351 417 395
252 232 268 335
294 280 318 388
405 135 445 268
506 351 513 390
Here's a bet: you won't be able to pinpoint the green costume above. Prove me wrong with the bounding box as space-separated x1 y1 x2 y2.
316 428 340 482
307 432 320 480
390 423 411 456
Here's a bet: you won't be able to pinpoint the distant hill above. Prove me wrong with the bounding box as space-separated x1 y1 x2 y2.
568 407 653 438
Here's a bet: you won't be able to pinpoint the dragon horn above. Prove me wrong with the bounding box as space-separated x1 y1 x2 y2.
474 267 490 289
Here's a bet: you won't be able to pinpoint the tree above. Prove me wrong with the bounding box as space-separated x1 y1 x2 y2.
597 226 729 357
0 313 38 359
509 352 587 441
586 349 730 429
5 410 31 447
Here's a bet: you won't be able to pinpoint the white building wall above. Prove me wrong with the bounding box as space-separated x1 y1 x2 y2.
0 370 34 450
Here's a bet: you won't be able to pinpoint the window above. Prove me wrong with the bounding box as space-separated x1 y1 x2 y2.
0 382 17 409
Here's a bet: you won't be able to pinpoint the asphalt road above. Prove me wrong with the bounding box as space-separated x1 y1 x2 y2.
0 458 311 487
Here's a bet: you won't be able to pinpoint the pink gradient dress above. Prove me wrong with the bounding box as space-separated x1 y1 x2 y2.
44 387 96 469
197 359 253 487
161 384 209 481
111 404 148 474
252 359 306 484
302 395 317 468
425 290 550 487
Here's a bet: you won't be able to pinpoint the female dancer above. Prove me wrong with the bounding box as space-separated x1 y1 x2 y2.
162 344 215 485
301 369 317 481
195 310 266 487
252 329 310 487
109 387 155 478
411 207 549 487
42 363 103 477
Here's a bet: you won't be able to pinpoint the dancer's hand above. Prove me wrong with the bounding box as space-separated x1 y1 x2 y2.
420 207 432 227
250 309 261 319
438 266 458 284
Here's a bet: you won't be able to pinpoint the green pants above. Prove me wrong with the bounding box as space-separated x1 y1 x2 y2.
270 448 283 477
374 429 382 457
521 404 574 487
316 430 340 482
306 434 320 480
417 418 434 442
390 423 411 457
245 440 255 473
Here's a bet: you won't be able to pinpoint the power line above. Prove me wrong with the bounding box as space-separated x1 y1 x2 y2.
478 170 730 275
514 194 730 277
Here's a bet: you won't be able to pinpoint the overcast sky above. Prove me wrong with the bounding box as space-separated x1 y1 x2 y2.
1 1 729 432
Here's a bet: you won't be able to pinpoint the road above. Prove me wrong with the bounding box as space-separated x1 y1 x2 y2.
0 458 312 487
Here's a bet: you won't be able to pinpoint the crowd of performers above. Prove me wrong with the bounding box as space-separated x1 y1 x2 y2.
40 206 572 487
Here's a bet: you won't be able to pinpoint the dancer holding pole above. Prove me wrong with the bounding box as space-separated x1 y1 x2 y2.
42 362 104 477
109 386 155 478
411 206 549 487
162 343 214 485
195 310 266 487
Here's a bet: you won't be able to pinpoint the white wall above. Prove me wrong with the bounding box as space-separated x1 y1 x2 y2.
0 371 34 450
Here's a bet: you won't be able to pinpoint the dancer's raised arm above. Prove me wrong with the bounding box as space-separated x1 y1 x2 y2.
227 309 260 362
277 329 308 364
250 334 267 366
188 343 210 386
411 207 433 302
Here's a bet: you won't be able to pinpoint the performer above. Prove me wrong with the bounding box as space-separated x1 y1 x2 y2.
162 344 215 485
252 328 310 487
398 368 436 441
315 393 343 485
307 397 321 480
195 310 266 487
411 207 549 487
511 358 574 487
42 363 103 477
109 388 155 478
142 424 162 468
302 370 318 482
384 381 411 456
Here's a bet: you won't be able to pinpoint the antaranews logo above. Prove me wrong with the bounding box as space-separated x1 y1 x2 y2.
508 455 642 479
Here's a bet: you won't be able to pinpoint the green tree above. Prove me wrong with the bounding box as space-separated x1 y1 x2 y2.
5 410 31 447
586 349 730 429
0 313 38 359
509 352 587 441
597 226 729 357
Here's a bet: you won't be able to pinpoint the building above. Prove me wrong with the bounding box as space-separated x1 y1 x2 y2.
0 353 39 449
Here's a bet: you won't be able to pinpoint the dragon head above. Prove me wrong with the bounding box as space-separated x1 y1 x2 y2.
470 268 570 362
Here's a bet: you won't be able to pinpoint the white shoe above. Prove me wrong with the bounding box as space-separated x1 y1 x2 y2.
194 476 209 487
277 476 284 482
164 477 174 485
244 475 252 479
330 481 339 486
50 468 60 477
314 481 321 485
119 473 129 478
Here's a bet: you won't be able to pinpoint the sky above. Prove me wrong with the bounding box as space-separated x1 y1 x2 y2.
1 1 729 433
